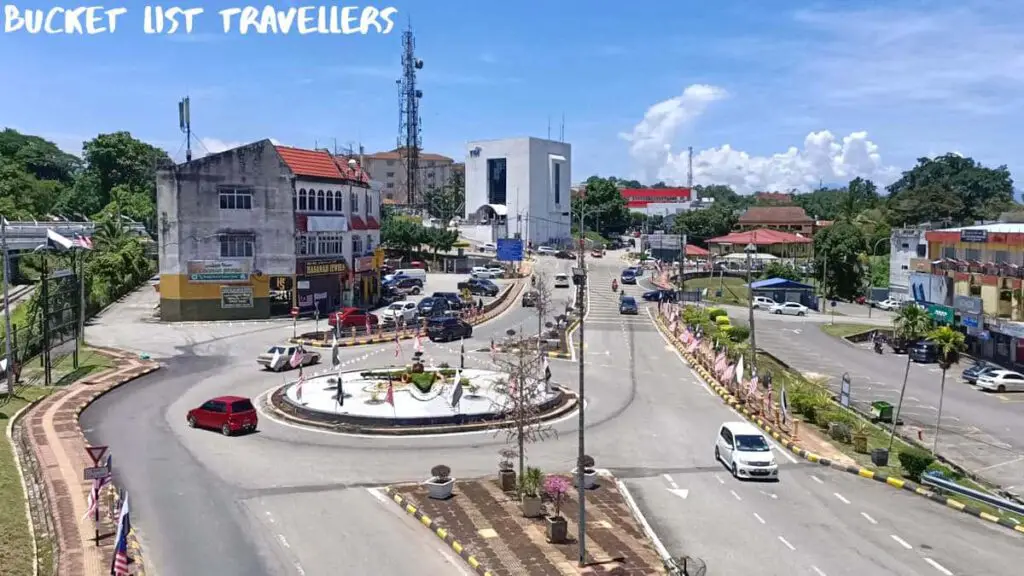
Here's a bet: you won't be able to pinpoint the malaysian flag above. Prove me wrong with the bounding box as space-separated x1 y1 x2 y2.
81 457 112 522
331 334 340 368
394 334 401 358
490 337 497 358
780 385 790 423
73 233 94 250
414 332 423 353
365 316 372 335
110 490 131 576
45 228 74 251
289 347 303 368
384 380 395 406
450 369 464 408
722 362 735 383
295 368 305 402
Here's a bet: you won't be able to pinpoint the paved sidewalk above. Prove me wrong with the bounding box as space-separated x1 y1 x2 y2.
390 476 666 575
23 347 159 576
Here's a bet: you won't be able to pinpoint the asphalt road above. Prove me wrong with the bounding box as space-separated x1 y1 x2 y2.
78 254 1023 576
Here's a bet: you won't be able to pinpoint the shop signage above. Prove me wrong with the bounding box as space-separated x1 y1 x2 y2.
220 286 253 309
187 260 250 283
355 256 374 273
993 320 1024 339
960 229 989 243
299 259 347 277
270 276 293 292
953 295 983 315
925 303 955 325
960 313 984 335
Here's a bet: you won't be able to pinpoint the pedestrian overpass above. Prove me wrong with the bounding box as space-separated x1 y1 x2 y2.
2 220 150 251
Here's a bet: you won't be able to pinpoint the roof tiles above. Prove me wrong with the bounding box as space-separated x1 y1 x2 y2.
739 206 813 224
707 229 812 245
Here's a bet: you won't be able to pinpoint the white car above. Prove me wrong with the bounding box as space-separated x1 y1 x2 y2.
715 421 779 480
769 302 809 316
479 242 497 252
486 266 504 278
875 299 900 311
975 370 1024 392
470 266 497 279
553 273 570 288
380 301 418 324
752 296 777 310
537 246 556 255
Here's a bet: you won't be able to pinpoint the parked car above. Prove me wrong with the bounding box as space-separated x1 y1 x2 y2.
521 289 539 307
621 269 637 285
537 246 556 255
427 316 473 342
752 296 777 310
553 273 570 288
976 369 1024 392
874 299 900 311
187 396 258 436
555 250 574 259
380 301 419 325
470 266 497 279
619 296 639 315
479 242 497 252
909 341 938 363
486 266 505 278
386 276 423 295
642 289 676 302
432 292 464 309
457 278 500 297
591 249 603 258
378 284 404 306
962 360 998 384
769 302 808 316
328 307 380 329
714 421 779 480
257 345 320 371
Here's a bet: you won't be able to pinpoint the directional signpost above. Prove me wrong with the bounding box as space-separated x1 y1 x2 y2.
496 238 524 263
84 445 110 546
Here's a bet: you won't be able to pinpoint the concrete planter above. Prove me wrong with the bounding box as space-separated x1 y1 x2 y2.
546 516 568 543
522 495 543 518
571 467 598 490
425 478 455 500
499 469 517 492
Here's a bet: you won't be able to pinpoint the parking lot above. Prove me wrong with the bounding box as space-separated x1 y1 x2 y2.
369 272 513 318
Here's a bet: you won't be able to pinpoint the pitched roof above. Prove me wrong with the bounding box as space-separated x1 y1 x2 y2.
707 229 812 245
685 244 710 256
365 147 454 162
620 188 692 199
349 216 367 230
738 206 813 224
276 146 345 180
750 278 814 290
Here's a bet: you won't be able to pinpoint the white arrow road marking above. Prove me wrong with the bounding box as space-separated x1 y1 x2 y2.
668 488 689 500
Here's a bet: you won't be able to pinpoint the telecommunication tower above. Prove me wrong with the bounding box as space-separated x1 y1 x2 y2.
396 24 423 207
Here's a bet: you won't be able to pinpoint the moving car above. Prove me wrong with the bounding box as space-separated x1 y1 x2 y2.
432 292 464 309
909 341 938 363
385 268 427 284
187 396 258 436
427 316 473 342
537 246 556 255
874 298 900 311
328 307 379 328
620 269 637 285
714 421 779 480
976 370 1024 392
380 301 419 325
627 266 643 277
486 266 505 278
642 289 676 302
591 249 603 258
769 302 808 316
470 266 498 279
619 296 639 315
257 345 321 371
555 250 575 260
553 273 570 288
458 278 500 297
962 361 998 384
417 297 451 317
521 289 539 307
386 276 423 295
479 242 497 252
752 296 777 310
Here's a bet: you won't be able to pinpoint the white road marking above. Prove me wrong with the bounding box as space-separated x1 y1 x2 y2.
277 534 290 548
760 490 778 500
861 512 878 524
714 474 725 485
833 492 850 504
778 536 796 551
753 512 766 524
811 475 824 484
668 488 689 500
295 563 306 575
811 566 827 576
662 473 674 484
730 490 742 501
909 396 920 402
924 558 953 575
890 534 913 550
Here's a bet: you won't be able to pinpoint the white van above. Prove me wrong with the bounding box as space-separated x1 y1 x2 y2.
553 273 570 288
389 268 427 284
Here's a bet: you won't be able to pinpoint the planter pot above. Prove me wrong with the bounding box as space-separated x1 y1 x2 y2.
522 495 543 518
871 448 889 467
571 467 598 490
546 515 568 543
499 469 517 492
852 433 869 454
425 478 455 500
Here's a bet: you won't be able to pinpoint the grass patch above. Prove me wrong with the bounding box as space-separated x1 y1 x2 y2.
19 347 114 387
820 323 876 339
0 386 52 576
683 276 749 306
0 305 31 339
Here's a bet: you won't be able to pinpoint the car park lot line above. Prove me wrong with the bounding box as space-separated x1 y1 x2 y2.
777 535 796 551
730 489 742 501
890 534 913 549
811 566 827 576
861 512 878 524
753 512 766 524
833 492 850 504
924 558 954 575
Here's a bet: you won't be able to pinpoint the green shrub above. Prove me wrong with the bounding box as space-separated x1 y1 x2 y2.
727 326 750 343
898 448 935 480
715 315 731 326
409 372 436 393
707 308 727 321
828 422 853 443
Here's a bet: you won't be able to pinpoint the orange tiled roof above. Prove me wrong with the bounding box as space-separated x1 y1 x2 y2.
707 229 812 245
738 206 813 224
276 146 344 180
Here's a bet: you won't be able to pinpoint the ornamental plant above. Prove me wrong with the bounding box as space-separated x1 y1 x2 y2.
543 475 571 518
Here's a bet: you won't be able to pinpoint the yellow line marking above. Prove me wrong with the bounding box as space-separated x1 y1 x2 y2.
468 557 481 569
980 511 1001 522
452 541 463 554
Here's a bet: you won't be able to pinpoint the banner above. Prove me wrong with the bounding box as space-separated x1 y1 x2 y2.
187 260 250 283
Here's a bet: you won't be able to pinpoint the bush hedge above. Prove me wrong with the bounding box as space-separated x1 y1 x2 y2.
898 448 935 480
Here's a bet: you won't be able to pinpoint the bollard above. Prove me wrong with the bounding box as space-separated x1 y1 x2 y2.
792 420 800 441
351 326 356 340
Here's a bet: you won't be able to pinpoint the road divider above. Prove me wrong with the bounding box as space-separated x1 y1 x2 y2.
652 312 1024 536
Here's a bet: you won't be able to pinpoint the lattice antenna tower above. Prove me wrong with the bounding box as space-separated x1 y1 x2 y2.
397 24 424 207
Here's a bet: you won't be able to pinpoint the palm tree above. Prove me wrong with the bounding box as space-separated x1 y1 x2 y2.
926 326 966 453
887 304 933 454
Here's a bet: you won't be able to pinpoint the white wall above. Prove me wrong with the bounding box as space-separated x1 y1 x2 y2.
889 229 927 301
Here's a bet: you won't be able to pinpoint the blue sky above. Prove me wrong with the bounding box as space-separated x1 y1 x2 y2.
3 0 1023 193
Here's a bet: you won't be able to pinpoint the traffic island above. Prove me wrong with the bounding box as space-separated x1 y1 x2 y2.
384 474 668 575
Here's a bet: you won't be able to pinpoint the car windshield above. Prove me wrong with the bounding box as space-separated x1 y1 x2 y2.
231 399 254 412
622 297 636 305
266 346 286 354
734 434 771 452
387 303 404 311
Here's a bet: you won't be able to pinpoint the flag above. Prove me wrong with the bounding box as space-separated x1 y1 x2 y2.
780 385 790 423
384 381 395 406
490 337 497 358
331 334 339 368
735 356 745 384
508 376 517 396
45 228 75 251
394 334 401 357
296 369 305 402
459 338 465 369
110 490 131 576
543 357 552 382
336 371 344 407
289 347 303 368
73 233 93 250
414 332 423 353
722 363 735 383
365 316 371 335
747 374 758 396
450 374 464 408
81 474 111 522
270 348 282 371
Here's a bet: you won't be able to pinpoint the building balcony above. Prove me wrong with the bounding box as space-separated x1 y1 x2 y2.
932 259 1024 279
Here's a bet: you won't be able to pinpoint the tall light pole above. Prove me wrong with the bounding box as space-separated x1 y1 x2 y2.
865 237 888 318
745 242 757 373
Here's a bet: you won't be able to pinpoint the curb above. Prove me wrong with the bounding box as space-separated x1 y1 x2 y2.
6 397 46 576
654 315 1024 535
383 486 495 576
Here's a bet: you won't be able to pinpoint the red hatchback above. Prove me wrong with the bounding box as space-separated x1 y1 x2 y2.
187 396 258 436
328 307 379 328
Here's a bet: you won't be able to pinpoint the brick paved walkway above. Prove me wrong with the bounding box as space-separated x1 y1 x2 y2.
394 476 666 576
23 347 159 576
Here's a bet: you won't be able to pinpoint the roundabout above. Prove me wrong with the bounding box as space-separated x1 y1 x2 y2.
267 352 577 434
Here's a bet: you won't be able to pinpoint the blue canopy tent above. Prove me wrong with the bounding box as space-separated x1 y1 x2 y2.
748 278 818 309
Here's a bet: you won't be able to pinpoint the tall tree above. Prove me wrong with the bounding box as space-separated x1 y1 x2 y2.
671 204 737 246
423 171 465 223
886 154 1015 224
813 220 867 299
573 176 630 236
79 131 171 228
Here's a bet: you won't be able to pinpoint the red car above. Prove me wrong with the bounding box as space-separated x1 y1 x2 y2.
328 307 379 328
187 396 258 436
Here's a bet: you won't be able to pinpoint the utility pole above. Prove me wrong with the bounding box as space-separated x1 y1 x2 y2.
2 217 13 393
574 205 589 568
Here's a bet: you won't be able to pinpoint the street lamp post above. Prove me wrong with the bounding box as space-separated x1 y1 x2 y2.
865 237 888 318
745 243 757 373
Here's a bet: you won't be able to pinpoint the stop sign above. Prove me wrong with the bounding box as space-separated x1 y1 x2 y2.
290 306 300 318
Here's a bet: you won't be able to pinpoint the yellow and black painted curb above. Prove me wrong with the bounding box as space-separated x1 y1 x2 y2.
654 315 1024 535
383 486 495 576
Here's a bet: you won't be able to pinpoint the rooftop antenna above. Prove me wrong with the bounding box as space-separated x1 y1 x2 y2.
397 22 423 207
177 96 192 161
333 138 338 155
560 113 565 142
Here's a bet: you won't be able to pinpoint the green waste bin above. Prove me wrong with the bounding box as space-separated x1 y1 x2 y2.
871 401 894 423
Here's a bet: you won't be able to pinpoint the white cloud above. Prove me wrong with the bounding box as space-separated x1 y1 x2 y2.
199 137 283 156
622 84 899 194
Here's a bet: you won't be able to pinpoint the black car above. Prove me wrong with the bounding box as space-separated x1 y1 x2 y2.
619 296 639 315
432 292 464 309
521 289 539 307
427 316 473 341
457 278 499 297
621 270 637 285
642 289 676 302
555 250 575 259
962 361 998 384
417 297 451 317
909 341 938 363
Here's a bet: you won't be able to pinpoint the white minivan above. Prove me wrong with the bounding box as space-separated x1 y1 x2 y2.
715 421 779 480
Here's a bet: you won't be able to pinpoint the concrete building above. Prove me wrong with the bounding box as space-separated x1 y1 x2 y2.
735 206 818 236
356 147 457 204
462 137 571 247
888 228 929 302
156 140 381 322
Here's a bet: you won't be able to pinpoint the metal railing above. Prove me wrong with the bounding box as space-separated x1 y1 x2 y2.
921 471 1024 517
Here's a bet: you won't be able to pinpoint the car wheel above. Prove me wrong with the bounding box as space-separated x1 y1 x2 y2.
221 424 232 436
798 311 806 316
714 446 720 461
774 310 782 314
411 287 420 295
998 385 1006 392
731 463 738 478
187 415 197 428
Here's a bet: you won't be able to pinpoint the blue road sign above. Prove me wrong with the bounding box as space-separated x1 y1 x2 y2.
496 238 524 262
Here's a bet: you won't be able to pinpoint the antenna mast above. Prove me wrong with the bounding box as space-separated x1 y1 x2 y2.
178 97 192 161
397 24 423 208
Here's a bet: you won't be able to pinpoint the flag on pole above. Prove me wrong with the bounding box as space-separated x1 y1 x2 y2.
295 368 305 402
110 490 131 576
780 385 790 423
490 337 497 358
73 233 94 250
543 357 552 393
336 370 344 407
45 228 74 251
450 373 464 408
722 362 735 383
735 356 745 384
331 334 340 368
289 347 303 368
384 381 395 406
414 332 423 353
82 475 111 522
365 316 371 335
459 338 465 370
394 334 401 357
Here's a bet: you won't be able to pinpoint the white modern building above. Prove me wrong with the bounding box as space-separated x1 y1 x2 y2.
462 137 571 247
889 228 929 301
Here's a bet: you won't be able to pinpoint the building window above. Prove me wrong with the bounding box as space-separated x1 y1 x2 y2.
350 191 359 213
966 248 981 261
995 250 1010 264
314 190 323 211
386 160 395 166
352 235 363 256
336 191 345 212
220 234 254 258
298 188 308 211
386 172 395 177
366 234 374 252
487 158 507 205
386 192 394 200
386 182 394 189
942 246 956 259
554 162 561 205
916 244 927 258
219 187 253 210
326 190 334 212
